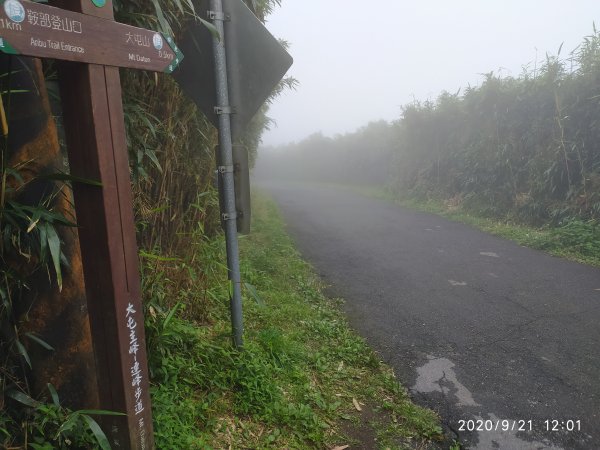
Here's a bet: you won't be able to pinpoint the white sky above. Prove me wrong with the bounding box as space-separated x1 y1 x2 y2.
261 0 600 146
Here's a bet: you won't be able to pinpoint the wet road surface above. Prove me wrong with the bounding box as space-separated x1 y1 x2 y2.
260 181 600 449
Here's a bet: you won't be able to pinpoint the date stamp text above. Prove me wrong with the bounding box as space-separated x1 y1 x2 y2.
458 419 582 432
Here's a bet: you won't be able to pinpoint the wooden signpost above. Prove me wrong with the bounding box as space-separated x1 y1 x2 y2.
0 0 183 72
0 0 184 447
1 0 292 446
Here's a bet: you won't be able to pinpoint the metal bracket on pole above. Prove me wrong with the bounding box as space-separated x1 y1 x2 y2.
218 165 234 174
214 106 235 115
222 212 238 221
207 10 230 21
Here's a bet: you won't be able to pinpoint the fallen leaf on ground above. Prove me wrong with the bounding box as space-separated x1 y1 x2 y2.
331 446 350 450
352 398 362 411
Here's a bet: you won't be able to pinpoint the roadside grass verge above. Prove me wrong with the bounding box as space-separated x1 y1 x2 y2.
345 184 600 268
143 191 443 449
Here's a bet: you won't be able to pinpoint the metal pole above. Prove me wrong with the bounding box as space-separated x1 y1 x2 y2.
210 0 244 348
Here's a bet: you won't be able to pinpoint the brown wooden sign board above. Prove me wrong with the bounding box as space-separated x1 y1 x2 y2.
0 0 183 72
57 61 157 448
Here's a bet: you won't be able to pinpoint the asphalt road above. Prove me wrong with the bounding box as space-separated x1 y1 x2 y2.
260 181 600 450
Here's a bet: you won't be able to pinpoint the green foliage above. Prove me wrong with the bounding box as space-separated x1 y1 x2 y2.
141 192 443 448
2 197 74 290
0 85 77 446
0 165 108 446
546 219 600 260
3 0 291 446
390 29 600 225
1 385 119 449
115 0 293 254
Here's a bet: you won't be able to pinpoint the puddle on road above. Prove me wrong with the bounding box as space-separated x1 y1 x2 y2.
413 357 566 450
412 355 479 406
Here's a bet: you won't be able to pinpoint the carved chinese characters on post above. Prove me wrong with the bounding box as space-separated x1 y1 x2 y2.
0 0 183 72
125 303 147 447
125 303 146 449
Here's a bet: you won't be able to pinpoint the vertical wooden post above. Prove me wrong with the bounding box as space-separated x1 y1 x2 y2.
53 0 155 447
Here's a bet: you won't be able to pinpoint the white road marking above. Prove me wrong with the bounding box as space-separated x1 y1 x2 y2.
480 251 500 258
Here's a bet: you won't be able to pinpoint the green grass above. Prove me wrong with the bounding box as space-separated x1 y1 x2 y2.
345 184 600 268
143 192 444 449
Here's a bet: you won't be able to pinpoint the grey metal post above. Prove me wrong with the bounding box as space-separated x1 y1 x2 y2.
210 0 244 348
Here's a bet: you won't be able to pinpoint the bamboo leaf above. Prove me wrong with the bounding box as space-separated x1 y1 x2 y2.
151 0 171 34
145 147 163 172
27 208 42 233
57 412 80 435
15 339 31 368
47 383 60 407
30 444 53 450
164 302 182 328
5 167 24 185
139 250 179 261
243 282 265 306
76 409 126 416
7 389 39 407
38 221 48 261
82 414 112 450
41 172 102 187
45 225 62 291
198 17 220 41
26 332 55 351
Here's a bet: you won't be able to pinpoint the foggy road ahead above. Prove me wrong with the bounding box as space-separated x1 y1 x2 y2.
260 181 600 450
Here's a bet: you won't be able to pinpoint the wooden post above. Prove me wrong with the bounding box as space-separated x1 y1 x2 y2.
53 0 155 447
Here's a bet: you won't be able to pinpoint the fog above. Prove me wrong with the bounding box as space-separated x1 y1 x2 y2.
262 0 600 147
253 4 600 449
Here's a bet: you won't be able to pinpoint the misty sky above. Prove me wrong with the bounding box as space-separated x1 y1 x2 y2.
261 0 600 147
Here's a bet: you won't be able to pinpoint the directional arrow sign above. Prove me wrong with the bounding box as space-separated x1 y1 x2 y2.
0 0 183 72
173 0 293 140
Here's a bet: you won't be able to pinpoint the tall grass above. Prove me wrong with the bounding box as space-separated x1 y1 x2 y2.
391 31 600 225
117 0 292 255
261 27 600 229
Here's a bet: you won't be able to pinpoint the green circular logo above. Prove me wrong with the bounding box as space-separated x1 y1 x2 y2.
91 0 106 7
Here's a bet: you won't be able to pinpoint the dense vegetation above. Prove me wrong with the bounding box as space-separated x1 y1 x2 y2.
143 193 443 448
117 0 287 254
259 28 600 229
0 0 292 447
